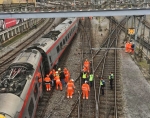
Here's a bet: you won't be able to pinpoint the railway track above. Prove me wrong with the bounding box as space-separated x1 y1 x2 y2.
0 18 54 76
92 17 127 117
63 17 127 118
67 18 96 118
79 18 96 118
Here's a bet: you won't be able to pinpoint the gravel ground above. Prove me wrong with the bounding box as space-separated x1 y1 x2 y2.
43 17 109 118
120 50 150 118
43 26 82 118
118 21 150 118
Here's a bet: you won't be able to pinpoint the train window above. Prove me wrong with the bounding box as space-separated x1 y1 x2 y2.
28 98 34 117
60 42 62 49
63 39 65 44
34 84 38 100
57 46 60 53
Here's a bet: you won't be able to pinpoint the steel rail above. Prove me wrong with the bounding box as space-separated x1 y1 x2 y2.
0 19 54 76
66 20 90 118
93 17 127 117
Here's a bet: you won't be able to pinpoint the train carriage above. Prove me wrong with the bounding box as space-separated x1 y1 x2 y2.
0 17 79 118
30 17 79 74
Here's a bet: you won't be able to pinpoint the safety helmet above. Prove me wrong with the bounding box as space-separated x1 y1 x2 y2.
58 68 61 71
56 71 58 74
71 79 74 82
85 81 88 83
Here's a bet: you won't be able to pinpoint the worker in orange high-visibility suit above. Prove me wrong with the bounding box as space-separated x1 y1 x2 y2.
83 65 88 73
44 74 51 91
63 67 68 74
125 41 130 53
54 71 62 91
52 69 56 87
52 69 56 77
37 72 42 83
82 81 90 99
128 42 132 53
84 59 90 72
63 68 70 83
126 41 131 53
66 79 75 98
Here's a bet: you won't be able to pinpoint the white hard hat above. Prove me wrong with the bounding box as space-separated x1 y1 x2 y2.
58 68 61 71
71 79 74 81
85 81 87 83
56 71 58 74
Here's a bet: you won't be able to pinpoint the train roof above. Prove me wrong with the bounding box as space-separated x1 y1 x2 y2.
0 93 23 118
42 18 76 40
12 48 41 69
34 18 77 52
0 49 41 96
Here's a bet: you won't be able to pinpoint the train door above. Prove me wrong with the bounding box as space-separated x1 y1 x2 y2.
34 47 50 75
39 65 44 96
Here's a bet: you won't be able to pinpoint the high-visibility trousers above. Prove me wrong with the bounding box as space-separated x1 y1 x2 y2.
45 83 51 91
67 88 73 98
82 90 89 99
65 76 69 83
56 80 62 90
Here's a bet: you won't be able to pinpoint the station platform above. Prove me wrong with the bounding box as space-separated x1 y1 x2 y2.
120 50 150 118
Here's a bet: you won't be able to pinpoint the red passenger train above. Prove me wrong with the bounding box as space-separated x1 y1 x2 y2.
0 17 79 118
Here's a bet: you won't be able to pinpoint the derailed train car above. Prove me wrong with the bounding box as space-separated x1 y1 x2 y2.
0 17 79 118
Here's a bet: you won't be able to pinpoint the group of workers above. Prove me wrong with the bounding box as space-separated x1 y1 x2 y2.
99 72 114 95
81 59 92 99
125 41 135 53
43 67 71 91
43 67 76 98
42 58 114 99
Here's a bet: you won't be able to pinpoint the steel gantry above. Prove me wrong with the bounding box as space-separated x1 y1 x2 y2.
0 0 150 18
0 8 150 18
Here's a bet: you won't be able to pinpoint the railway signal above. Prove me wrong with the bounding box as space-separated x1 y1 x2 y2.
128 28 135 35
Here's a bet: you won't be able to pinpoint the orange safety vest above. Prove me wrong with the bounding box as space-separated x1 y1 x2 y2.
55 75 60 82
82 83 90 91
44 77 51 83
67 82 74 90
